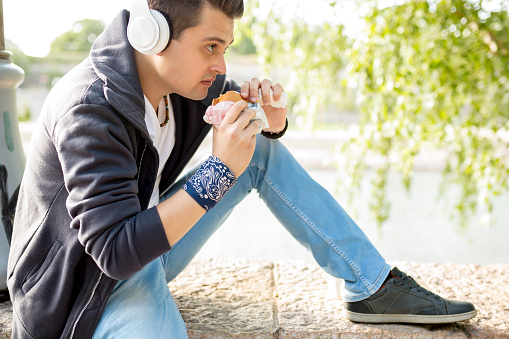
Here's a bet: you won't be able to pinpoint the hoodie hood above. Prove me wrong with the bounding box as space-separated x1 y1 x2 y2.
90 10 148 133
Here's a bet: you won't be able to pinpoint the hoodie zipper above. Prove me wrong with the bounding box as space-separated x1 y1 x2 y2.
69 272 103 338
136 140 147 181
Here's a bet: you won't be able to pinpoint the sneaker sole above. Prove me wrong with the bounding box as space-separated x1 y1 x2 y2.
344 309 477 324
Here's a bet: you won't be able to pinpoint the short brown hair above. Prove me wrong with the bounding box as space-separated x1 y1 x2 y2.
149 0 244 41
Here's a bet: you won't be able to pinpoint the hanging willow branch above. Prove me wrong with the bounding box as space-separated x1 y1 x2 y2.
247 0 509 228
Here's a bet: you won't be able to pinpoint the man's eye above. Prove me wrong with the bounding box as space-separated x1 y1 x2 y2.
206 45 216 53
223 46 230 55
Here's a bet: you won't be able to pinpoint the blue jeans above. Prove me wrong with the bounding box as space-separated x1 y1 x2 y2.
93 136 390 338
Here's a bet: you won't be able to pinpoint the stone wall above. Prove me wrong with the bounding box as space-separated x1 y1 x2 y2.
1 259 508 338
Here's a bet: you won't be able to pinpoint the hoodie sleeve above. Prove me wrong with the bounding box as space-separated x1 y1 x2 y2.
53 103 171 280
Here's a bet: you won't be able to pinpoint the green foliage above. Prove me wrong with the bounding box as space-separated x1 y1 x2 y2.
18 104 32 122
247 0 350 127
349 0 509 227
50 19 105 54
247 0 509 228
232 14 258 55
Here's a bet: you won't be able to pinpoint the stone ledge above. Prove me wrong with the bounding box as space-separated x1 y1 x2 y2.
1 260 508 338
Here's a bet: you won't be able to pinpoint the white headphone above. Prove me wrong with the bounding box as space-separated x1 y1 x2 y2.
127 0 171 55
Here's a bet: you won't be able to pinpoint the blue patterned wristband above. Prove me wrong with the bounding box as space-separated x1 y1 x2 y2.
182 156 237 211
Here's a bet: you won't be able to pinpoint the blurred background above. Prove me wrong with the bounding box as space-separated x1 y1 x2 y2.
2 0 509 265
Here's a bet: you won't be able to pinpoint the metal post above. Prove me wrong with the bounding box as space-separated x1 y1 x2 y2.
0 0 26 292
0 0 4 51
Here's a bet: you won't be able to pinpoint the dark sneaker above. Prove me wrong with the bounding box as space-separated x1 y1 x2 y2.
344 267 477 324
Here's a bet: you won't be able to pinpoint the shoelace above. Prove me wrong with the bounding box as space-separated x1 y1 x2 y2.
397 275 441 300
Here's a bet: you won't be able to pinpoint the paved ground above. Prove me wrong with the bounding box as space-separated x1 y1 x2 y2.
173 260 509 338
1 259 508 338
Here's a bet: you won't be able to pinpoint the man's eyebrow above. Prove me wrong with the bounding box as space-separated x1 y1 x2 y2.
202 36 235 45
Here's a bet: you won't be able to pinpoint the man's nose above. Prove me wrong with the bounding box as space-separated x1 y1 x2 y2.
211 55 227 75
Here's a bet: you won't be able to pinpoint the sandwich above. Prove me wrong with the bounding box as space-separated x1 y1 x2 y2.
203 91 271 131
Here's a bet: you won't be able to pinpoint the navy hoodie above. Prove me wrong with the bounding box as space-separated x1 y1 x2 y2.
7 10 238 338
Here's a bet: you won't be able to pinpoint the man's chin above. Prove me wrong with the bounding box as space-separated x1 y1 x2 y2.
178 89 209 101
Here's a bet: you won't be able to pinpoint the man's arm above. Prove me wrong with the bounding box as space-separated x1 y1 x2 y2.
158 77 289 246
157 99 259 246
156 190 205 246
54 104 171 280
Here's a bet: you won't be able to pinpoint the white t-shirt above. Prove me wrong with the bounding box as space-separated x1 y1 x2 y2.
143 95 176 208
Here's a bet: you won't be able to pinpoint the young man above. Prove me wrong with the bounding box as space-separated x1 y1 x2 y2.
7 0 476 338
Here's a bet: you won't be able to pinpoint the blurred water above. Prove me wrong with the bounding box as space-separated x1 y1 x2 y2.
195 166 509 266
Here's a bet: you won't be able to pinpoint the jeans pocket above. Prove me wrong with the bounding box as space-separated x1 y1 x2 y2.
21 239 62 294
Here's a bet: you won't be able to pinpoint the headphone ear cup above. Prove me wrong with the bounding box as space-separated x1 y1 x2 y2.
127 9 171 55
148 10 171 54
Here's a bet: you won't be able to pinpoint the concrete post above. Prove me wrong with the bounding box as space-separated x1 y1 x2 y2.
0 0 26 291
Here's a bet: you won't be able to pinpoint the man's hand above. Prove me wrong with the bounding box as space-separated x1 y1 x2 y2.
159 102 258 246
241 78 287 133
212 100 260 178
